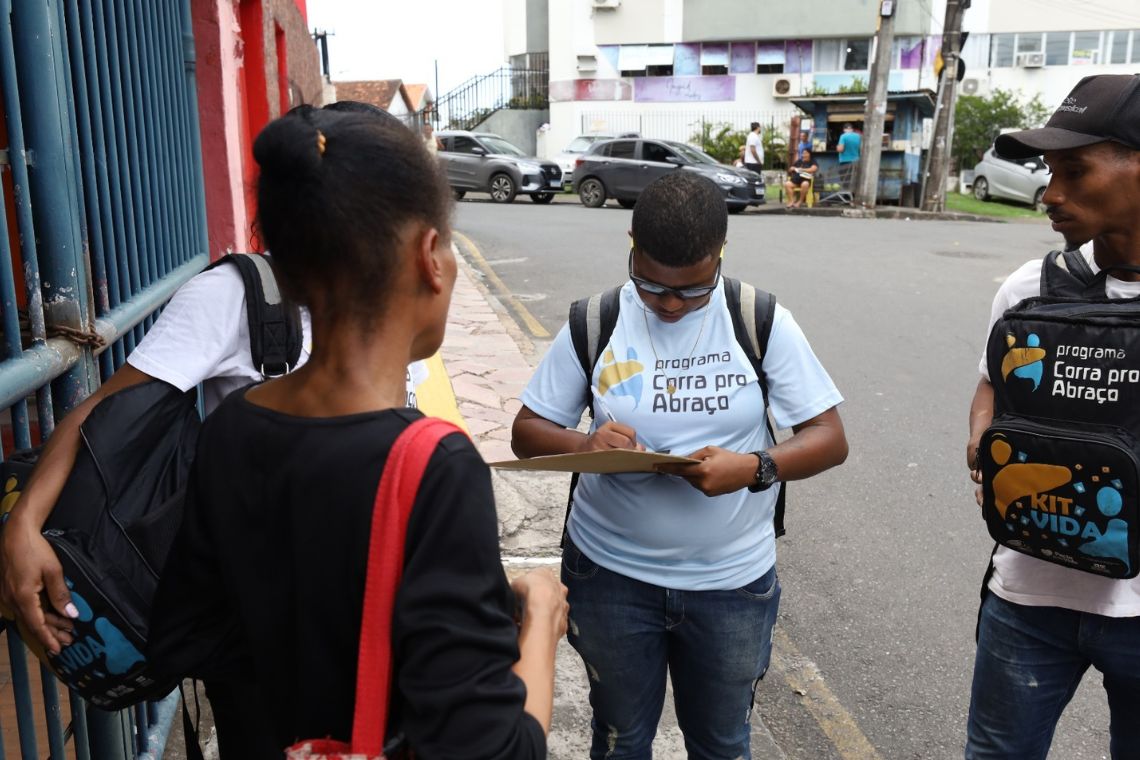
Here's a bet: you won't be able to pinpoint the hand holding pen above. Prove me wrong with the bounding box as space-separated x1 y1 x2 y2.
584 386 646 453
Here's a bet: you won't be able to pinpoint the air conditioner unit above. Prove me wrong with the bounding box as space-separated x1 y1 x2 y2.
592 0 620 8
960 77 986 95
577 55 598 72
772 77 799 98
1015 52 1045 68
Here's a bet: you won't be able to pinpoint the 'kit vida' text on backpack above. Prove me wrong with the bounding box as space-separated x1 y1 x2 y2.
980 249 1140 579
0 253 302 710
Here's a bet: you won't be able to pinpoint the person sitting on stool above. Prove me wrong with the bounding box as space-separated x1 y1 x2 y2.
783 148 819 208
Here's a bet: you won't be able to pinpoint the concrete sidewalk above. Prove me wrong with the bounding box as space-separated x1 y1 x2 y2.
444 235 787 759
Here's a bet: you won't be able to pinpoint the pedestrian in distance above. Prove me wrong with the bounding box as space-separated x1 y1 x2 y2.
965 73 1140 760
744 121 765 175
837 122 861 188
145 104 568 758
511 171 848 759
784 148 819 209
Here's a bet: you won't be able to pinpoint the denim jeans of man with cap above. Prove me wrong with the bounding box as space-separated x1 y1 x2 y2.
965 593 1140 760
562 537 781 760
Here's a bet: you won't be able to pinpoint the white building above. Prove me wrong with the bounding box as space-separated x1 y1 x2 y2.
956 0 1139 106
503 0 1139 160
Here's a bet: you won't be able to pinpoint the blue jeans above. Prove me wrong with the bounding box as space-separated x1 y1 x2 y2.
562 538 781 760
966 593 1140 759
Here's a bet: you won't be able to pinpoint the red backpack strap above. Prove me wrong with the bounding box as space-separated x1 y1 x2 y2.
351 416 467 755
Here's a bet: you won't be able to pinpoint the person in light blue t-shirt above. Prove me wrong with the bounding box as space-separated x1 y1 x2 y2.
837 123 862 189
511 172 848 760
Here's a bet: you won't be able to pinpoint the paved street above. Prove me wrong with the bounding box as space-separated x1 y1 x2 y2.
451 198 1113 760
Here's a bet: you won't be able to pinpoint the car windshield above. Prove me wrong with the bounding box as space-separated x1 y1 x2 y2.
479 136 527 157
671 143 720 166
566 136 607 153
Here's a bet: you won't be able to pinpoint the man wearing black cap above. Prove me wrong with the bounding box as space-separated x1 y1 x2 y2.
964 74 1140 759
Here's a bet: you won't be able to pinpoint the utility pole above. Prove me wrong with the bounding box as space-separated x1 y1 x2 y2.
922 0 968 212
855 0 897 208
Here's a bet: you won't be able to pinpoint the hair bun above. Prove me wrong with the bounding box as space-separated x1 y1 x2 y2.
253 106 325 179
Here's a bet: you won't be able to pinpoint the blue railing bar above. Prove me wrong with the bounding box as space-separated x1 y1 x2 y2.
96 0 144 297
39 661 67 760
120 0 159 289
67 690 91 760
155 0 189 272
169 0 201 266
5 633 38 759
179 0 211 260
87 0 132 311
62 0 112 318
85 707 131 760
10 0 99 412
108 0 151 293
0 0 50 351
133 703 148 754
0 254 206 410
140 0 175 279
135 689 179 760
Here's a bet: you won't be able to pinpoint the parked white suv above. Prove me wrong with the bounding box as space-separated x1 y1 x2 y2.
971 147 1051 211
553 132 639 186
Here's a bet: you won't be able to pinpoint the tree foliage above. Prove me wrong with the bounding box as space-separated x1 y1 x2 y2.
690 121 788 169
954 89 1051 169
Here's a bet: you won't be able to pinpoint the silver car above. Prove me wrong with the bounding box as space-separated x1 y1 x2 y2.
438 131 563 204
972 147 1050 211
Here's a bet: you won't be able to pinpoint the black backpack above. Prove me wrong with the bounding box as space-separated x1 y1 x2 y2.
979 249 1140 579
563 278 786 545
1 253 302 710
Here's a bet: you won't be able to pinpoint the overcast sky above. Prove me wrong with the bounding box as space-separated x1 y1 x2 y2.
306 0 507 97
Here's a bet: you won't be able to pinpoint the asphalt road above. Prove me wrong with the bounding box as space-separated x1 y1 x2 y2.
453 197 1113 760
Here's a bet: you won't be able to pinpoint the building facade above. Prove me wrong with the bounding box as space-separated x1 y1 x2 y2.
509 0 1138 161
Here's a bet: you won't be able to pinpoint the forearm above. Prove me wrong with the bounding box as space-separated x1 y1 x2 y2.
511 414 585 458
967 377 995 467
768 408 847 481
511 621 558 734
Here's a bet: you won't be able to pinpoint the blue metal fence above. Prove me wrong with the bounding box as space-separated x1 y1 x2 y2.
0 0 209 756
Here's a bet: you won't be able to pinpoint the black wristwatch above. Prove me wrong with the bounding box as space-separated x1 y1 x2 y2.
749 450 779 492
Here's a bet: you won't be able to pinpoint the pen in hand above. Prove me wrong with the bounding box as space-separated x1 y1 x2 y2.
590 386 666 454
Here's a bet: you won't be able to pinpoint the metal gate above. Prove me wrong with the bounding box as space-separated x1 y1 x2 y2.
0 0 209 756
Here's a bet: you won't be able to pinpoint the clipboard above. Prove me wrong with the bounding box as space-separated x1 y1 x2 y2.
489 449 699 474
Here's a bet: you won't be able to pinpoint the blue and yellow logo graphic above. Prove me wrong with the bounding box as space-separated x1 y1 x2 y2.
597 347 644 406
1001 333 1046 391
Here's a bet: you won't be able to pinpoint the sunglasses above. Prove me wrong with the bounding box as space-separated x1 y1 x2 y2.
628 248 722 300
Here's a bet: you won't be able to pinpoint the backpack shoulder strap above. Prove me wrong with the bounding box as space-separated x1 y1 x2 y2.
1040 249 1098 298
724 277 776 402
568 286 622 392
207 253 303 378
724 278 787 537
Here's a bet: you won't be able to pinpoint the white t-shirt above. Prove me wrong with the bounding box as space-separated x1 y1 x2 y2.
129 263 426 414
745 131 764 166
979 245 1140 616
522 280 843 591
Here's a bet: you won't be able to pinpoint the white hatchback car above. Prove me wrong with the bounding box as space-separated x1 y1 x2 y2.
554 132 638 186
971 147 1051 211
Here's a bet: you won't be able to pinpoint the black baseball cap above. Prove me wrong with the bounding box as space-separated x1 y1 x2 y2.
995 74 1140 159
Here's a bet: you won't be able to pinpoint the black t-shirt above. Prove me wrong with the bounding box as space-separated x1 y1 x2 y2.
790 159 817 180
148 392 544 759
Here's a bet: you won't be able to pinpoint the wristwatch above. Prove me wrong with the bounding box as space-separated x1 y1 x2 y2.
749 450 779 492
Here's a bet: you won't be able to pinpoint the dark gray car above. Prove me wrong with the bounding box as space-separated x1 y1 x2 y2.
438 131 563 204
572 138 765 212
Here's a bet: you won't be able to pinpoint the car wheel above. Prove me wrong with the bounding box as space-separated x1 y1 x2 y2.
453 189 466 200
973 177 989 201
531 192 555 204
727 204 746 214
489 174 517 203
1033 188 1046 213
579 178 606 208
617 198 636 209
